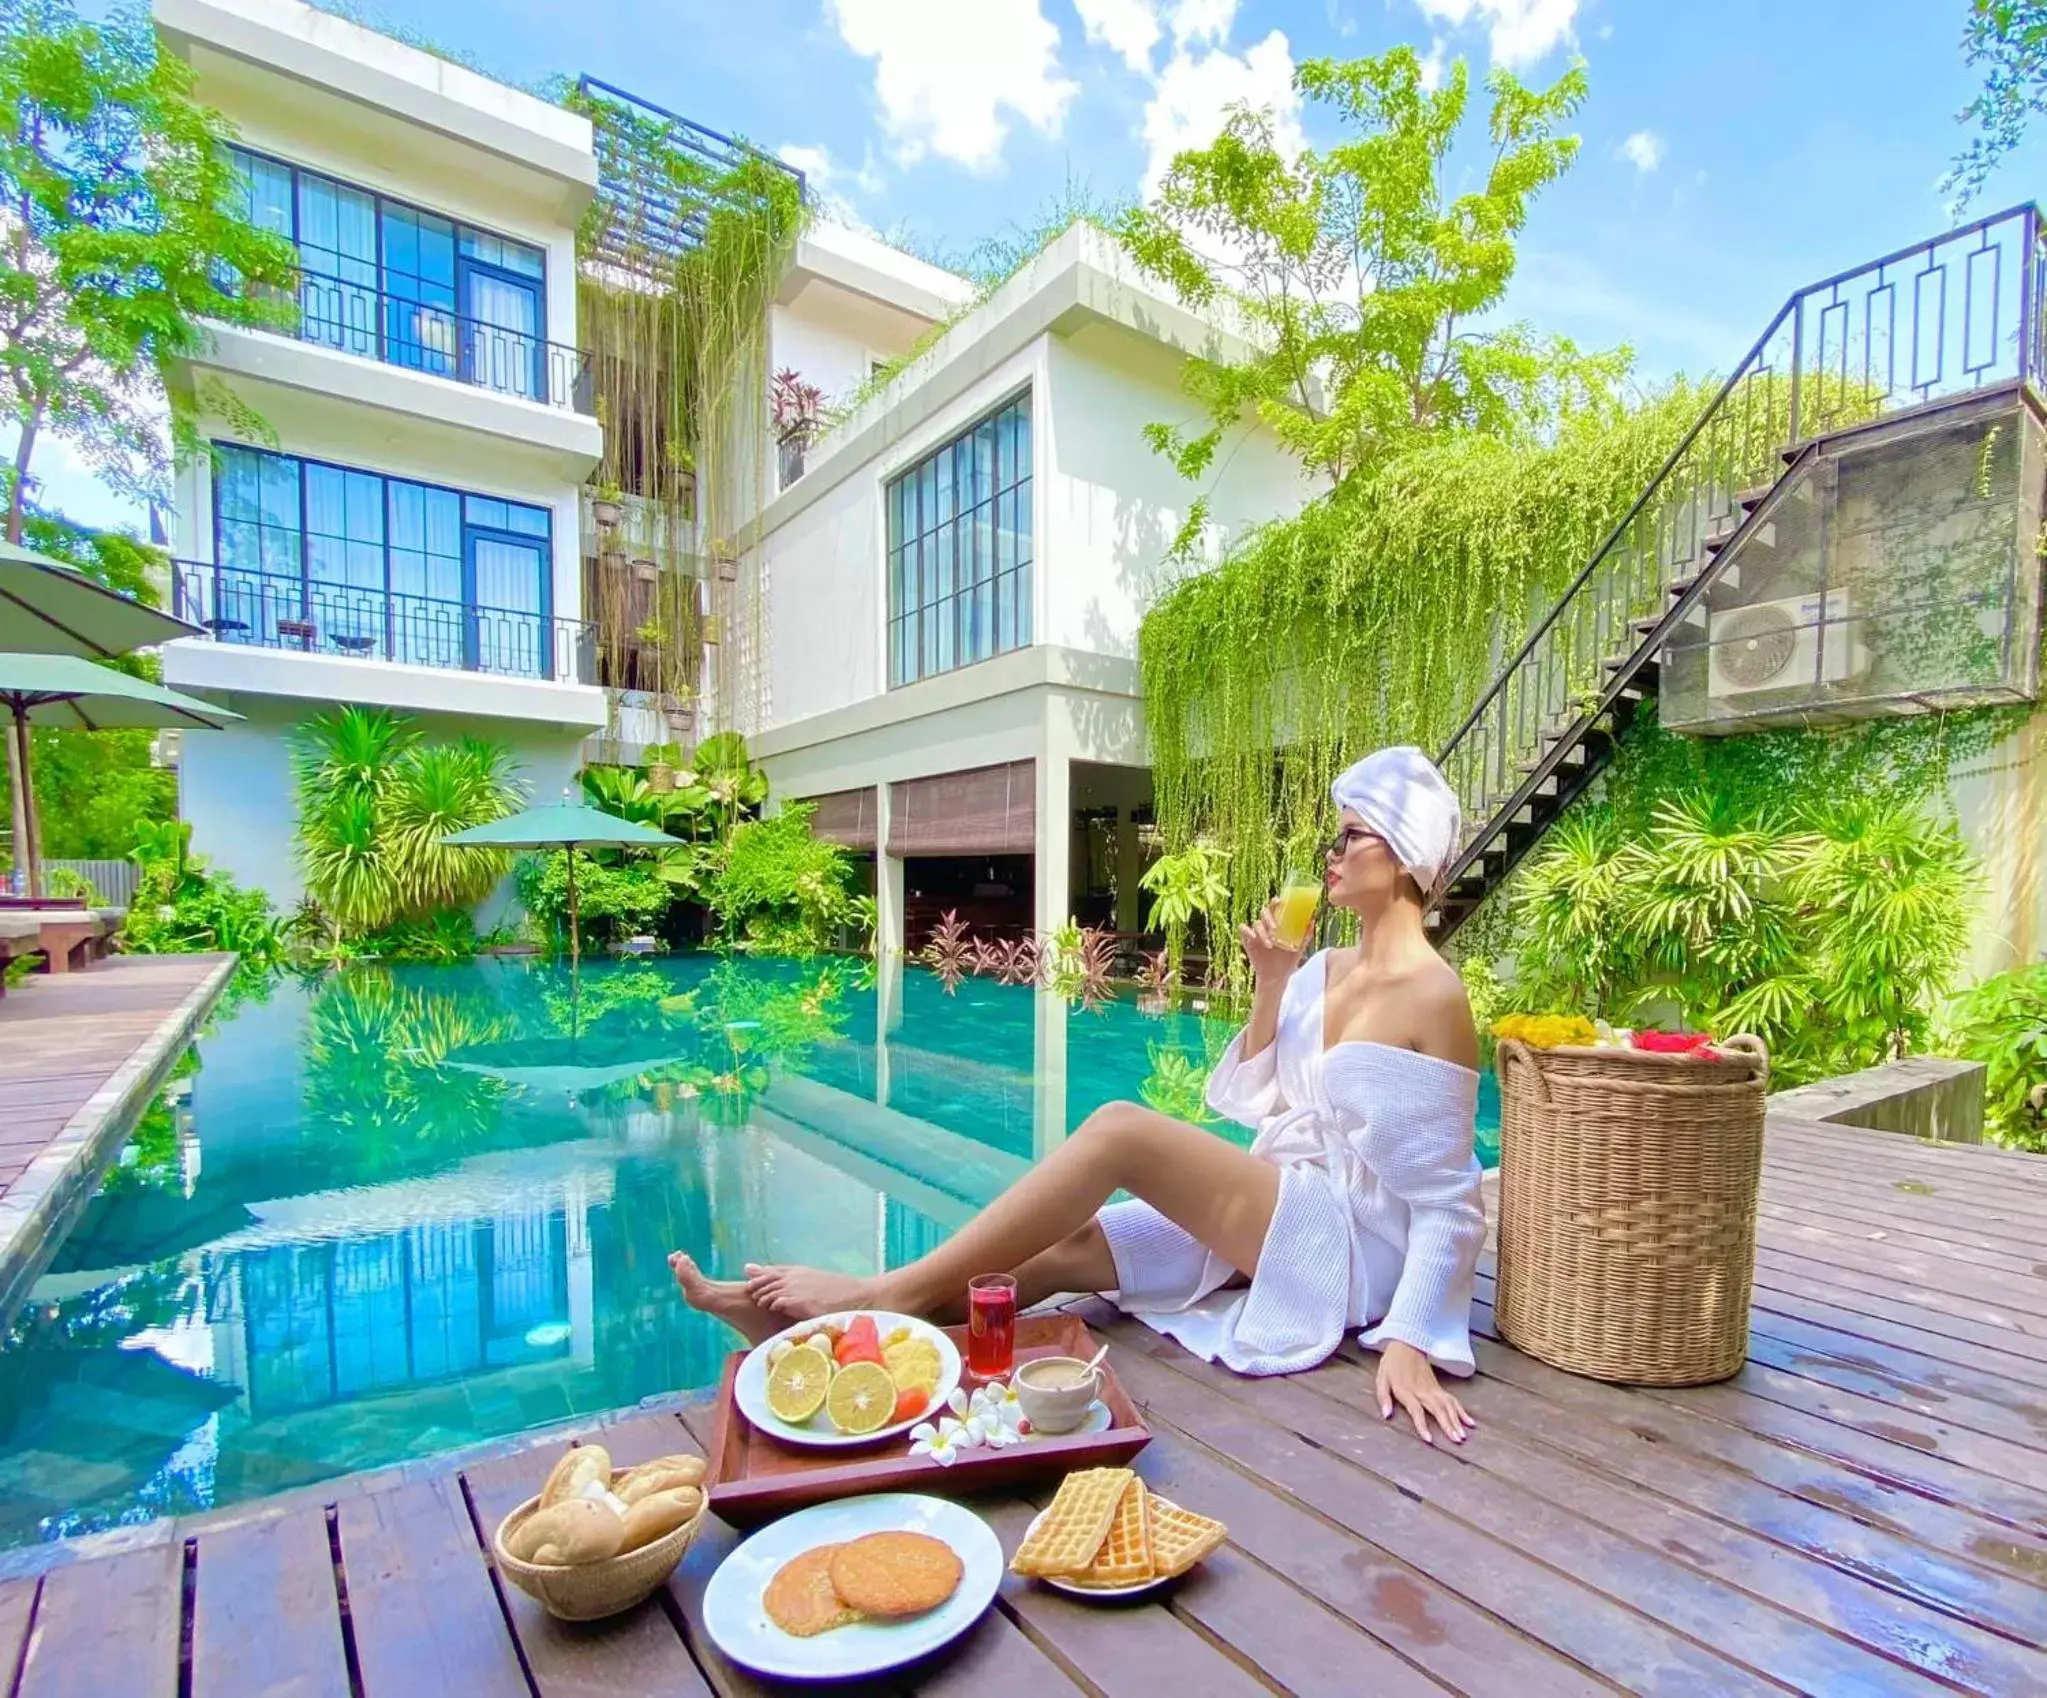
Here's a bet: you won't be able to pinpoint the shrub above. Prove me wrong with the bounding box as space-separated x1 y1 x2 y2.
1941 966 2047 1151
708 803 865 954
122 821 282 968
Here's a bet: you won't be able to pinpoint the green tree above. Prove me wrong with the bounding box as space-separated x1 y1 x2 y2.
0 0 297 539
1947 1 2047 206
1120 44 1620 543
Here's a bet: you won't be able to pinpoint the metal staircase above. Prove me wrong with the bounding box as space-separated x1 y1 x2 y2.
1428 204 2047 940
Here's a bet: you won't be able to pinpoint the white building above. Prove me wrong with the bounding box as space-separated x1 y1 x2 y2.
155 0 609 904
150 0 1306 941
755 222 1307 952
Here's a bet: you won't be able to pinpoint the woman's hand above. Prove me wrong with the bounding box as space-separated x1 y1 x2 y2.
1375 1340 1475 1445
1238 899 1305 987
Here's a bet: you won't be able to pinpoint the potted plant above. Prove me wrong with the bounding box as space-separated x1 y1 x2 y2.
635 617 668 648
710 537 740 583
701 614 724 646
645 739 680 793
591 479 624 530
771 367 825 490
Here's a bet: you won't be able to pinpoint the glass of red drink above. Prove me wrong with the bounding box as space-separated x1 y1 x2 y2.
966 1272 1017 1379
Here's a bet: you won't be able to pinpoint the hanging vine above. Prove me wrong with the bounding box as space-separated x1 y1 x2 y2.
567 85 807 739
1138 384 1705 988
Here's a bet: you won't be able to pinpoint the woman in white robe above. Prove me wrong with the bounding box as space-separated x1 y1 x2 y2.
672 746 1487 1445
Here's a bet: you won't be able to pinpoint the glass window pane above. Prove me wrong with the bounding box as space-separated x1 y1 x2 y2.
505 501 550 538
1012 398 1032 482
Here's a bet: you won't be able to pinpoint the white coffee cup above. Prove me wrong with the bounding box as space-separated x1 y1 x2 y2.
1013 1355 1101 1433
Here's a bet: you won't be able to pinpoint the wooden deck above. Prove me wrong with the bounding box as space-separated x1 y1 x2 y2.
2 1110 2044 1696
0 953 234 1321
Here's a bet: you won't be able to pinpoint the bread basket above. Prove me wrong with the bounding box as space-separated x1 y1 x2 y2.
493 1491 708 1621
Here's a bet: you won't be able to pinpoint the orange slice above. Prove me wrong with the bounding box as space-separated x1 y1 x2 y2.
766 1344 832 1424
825 1359 898 1434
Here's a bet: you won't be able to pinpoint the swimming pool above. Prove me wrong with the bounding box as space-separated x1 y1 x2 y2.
0 955 1500 1547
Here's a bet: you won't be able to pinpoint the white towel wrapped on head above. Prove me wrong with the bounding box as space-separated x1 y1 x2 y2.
1328 745 1462 898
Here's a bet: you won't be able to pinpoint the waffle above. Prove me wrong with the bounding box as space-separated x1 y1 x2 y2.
1145 1495 1228 1579
1008 1467 1132 1577
1076 1477 1152 1587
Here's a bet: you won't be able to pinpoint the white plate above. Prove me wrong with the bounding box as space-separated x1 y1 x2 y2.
701 1492 1002 1680
734 1311 961 1448
1021 1507 1175 1599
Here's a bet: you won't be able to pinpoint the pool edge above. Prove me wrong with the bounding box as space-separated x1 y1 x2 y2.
0 952 239 1332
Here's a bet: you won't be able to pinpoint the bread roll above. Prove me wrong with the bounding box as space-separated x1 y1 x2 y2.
507 1498 624 1566
639 1452 706 1487
617 1486 702 1553
539 1444 612 1508
616 1465 698 1506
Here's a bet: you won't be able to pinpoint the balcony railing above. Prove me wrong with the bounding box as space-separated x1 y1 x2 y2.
172 561 595 685
265 273 592 413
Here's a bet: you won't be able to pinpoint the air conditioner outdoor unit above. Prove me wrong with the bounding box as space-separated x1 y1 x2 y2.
1707 590 1870 698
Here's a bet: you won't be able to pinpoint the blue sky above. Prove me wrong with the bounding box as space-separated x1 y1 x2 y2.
36 0 2047 529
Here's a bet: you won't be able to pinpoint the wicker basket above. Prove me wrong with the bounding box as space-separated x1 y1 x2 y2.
494 1493 706 1621
1493 1035 1768 1386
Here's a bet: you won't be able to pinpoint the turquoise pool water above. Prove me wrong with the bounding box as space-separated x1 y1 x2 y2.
0 956 1500 1547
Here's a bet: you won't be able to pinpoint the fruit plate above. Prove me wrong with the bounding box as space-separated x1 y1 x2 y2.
734 1311 962 1449
706 1311 1152 1528
700 1492 1003 1681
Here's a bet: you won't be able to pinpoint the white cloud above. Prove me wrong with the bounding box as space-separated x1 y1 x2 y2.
1418 37 1448 92
827 0 1078 173
1074 0 1162 73
1141 28 1301 198
1167 0 1239 48
1409 0 1579 70
1618 129 1663 174
778 140 886 223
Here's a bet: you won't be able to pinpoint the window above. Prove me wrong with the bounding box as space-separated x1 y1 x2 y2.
205 445 555 678
225 146 550 401
887 393 1032 686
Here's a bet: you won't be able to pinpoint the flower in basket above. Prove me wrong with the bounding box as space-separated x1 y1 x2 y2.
1492 1013 1601 1049
1630 1029 1722 1058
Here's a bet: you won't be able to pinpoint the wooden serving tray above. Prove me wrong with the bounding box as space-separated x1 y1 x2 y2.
704 1311 1150 1527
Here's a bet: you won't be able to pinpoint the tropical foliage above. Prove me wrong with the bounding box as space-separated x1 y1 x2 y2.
1137 838 1231 979
1122 46 1620 527
0 0 296 539
569 83 806 724
1947 1 2047 205
709 803 871 954
121 819 282 969
1940 964 2047 1150
290 706 523 945
1493 710 1995 1087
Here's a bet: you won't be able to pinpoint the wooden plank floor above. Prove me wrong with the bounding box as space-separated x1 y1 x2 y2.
3 1111 2044 1695
0 954 226 1198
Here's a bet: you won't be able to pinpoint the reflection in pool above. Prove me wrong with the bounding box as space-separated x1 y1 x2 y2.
0 956 1499 1546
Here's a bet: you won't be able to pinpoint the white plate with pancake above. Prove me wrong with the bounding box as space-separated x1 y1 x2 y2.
734 1310 961 1449
702 1492 1002 1680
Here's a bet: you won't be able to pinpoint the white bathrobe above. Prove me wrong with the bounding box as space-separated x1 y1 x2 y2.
1098 950 1486 1377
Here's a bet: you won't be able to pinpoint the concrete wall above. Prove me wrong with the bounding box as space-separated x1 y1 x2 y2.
1770 1055 1987 1143
177 698 588 907
1949 708 2047 980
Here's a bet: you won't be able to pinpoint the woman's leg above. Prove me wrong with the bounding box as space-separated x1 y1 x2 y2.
669 1221 1118 1345
732 1101 1280 1322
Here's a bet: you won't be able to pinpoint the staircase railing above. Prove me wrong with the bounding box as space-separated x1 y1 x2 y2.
1436 203 2047 884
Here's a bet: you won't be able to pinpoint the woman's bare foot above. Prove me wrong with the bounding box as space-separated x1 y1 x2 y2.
743 1262 894 1322
669 1252 784 1346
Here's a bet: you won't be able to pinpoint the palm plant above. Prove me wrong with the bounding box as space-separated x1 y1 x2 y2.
292 706 524 942
381 738 522 913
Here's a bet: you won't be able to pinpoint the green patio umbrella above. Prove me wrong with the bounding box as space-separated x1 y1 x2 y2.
0 654 241 900
443 793 677 966
0 540 198 657
0 540 200 901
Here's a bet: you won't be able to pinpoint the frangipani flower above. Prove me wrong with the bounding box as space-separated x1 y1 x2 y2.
909 1416 968 1466
970 1381 1026 1445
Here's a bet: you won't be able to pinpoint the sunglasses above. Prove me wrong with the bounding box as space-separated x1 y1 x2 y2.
1325 824 1378 861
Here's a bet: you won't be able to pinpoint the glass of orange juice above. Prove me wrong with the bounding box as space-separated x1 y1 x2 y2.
1273 878 1321 952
